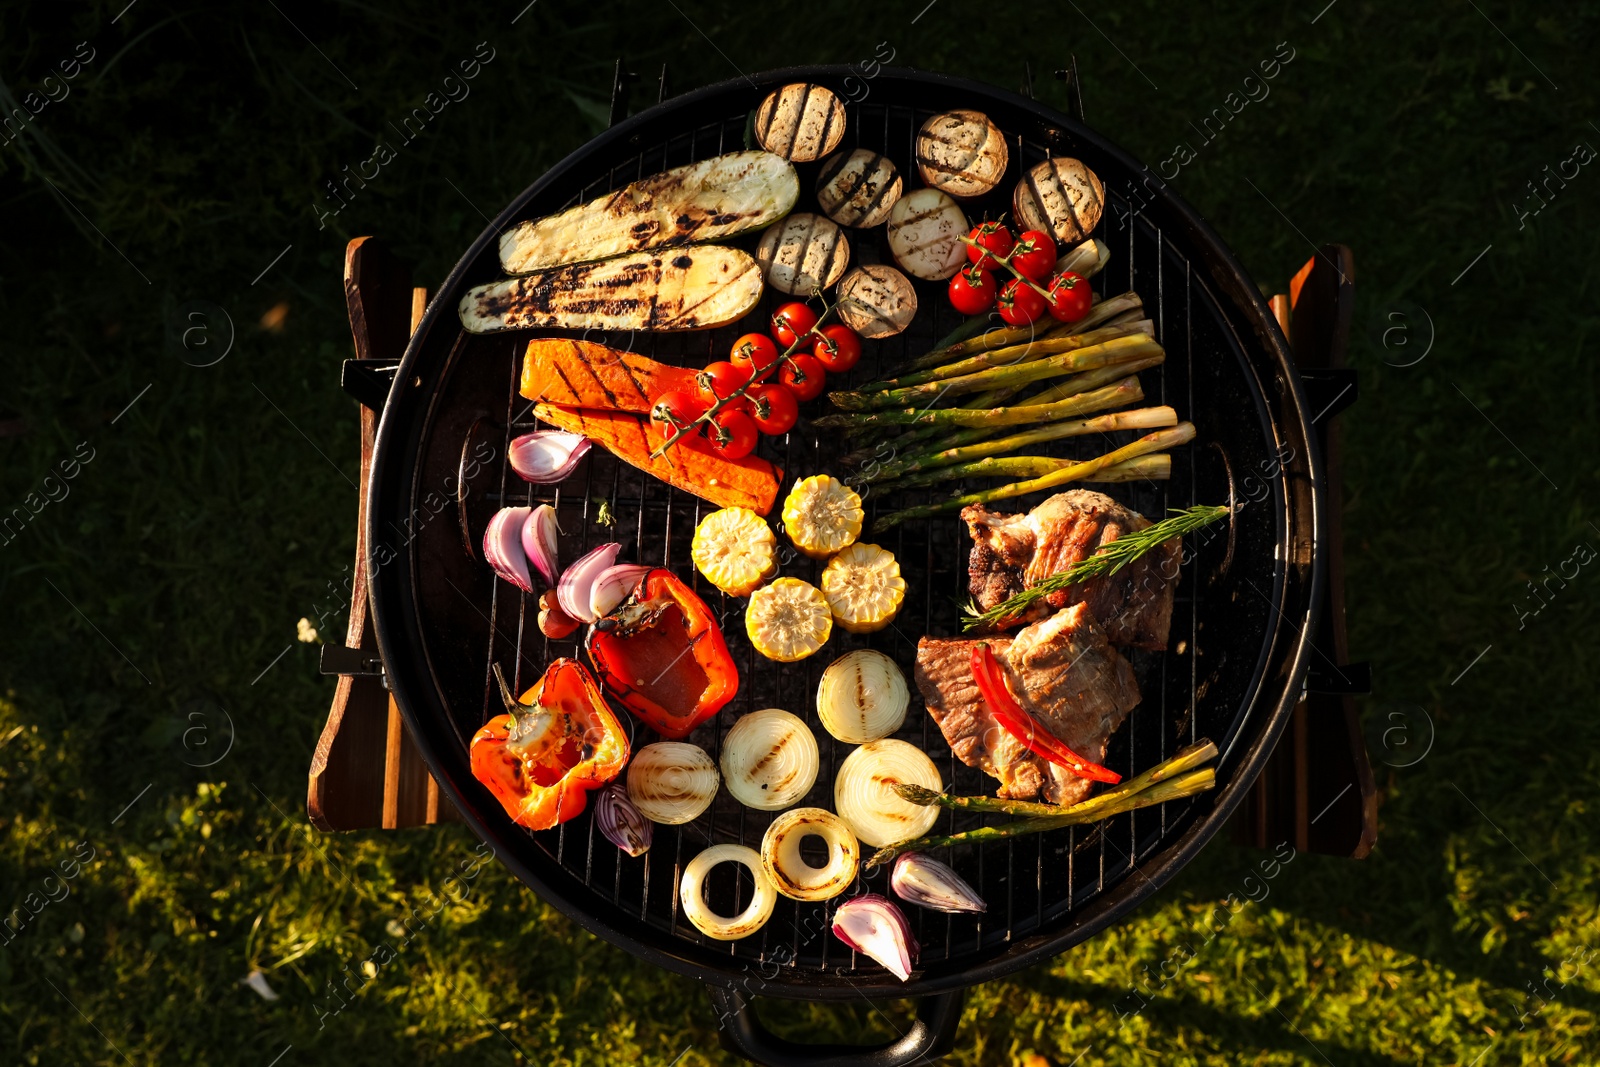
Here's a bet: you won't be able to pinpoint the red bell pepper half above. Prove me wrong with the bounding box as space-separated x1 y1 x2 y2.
586 568 739 739
471 660 630 830
970 643 1121 785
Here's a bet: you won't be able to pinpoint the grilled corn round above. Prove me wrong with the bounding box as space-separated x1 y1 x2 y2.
781 475 863 560
746 578 832 662
691 507 777 597
820 542 905 634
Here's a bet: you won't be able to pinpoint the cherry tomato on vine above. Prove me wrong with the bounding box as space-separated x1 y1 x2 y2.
778 353 827 402
1045 271 1093 323
730 333 781 382
948 264 998 315
965 220 1015 269
706 408 759 460
747 382 800 435
997 278 1048 326
649 389 707 440
1009 230 1058 281
697 360 749 409
771 302 819 348
812 324 861 373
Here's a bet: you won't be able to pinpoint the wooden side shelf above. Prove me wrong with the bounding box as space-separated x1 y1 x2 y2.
306 237 460 832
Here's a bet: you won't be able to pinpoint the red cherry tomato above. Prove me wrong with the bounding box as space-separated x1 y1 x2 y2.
697 360 748 409
812 324 861 373
747 382 800 435
650 389 707 440
706 408 759 460
771 302 819 349
731 333 781 382
778 354 827 402
1045 271 1093 323
965 220 1015 269
1009 230 1058 281
997 278 1048 326
948 264 997 315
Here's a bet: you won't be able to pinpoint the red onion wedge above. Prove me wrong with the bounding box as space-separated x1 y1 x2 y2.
594 782 652 857
483 507 535 593
591 564 653 621
521 505 561 587
508 431 591 483
556 542 621 624
890 853 987 914
832 894 919 981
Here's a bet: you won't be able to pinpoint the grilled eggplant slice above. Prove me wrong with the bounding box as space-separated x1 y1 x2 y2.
460 247 763 334
886 189 970 281
916 110 1009 200
836 264 917 339
1013 157 1106 245
754 83 847 162
816 149 902 228
498 151 798 274
755 213 851 296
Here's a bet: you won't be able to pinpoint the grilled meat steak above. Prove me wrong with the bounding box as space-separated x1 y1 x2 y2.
915 603 1140 806
964 489 1178 649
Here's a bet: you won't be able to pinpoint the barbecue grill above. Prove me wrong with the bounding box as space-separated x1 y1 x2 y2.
360 64 1332 1065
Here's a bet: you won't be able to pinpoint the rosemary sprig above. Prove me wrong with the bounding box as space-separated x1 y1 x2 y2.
961 504 1230 631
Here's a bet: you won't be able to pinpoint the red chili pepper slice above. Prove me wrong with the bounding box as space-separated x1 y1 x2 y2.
970 643 1121 785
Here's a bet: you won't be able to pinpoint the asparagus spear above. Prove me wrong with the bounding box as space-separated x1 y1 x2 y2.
856 319 1153 394
860 402 1175 486
816 377 1144 435
892 741 1219 817
877 292 1145 379
833 335 1162 412
872 422 1196 530
864 767 1216 869
1085 454 1170 483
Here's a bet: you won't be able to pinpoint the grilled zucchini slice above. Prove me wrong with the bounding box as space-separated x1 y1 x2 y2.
498 151 799 274
459 247 763 334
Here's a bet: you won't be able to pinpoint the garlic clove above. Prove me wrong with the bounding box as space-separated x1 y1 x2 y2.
889 852 987 914
832 893 920 981
508 431 591 483
483 507 535 593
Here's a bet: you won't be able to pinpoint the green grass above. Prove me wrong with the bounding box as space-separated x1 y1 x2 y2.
2 1 1598 1063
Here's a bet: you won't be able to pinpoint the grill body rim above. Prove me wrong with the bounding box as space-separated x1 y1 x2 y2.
365 63 1325 1000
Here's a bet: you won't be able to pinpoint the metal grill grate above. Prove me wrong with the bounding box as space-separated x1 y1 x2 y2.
459 101 1223 978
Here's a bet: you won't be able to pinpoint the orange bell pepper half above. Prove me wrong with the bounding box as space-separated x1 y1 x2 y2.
586 568 739 739
470 660 630 830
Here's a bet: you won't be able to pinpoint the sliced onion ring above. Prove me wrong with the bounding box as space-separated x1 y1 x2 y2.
720 708 819 810
556 542 620 624
626 742 719 825
834 740 941 848
483 507 534 593
816 650 908 744
761 807 858 902
508 430 591 483
681 844 776 941
590 563 653 621
832 893 919 981
521 504 561 587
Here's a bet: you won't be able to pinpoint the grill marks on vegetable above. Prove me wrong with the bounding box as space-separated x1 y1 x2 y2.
816 149 902 228
755 83 846 162
1015 158 1106 245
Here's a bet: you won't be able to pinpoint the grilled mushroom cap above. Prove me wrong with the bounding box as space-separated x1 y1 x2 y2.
754 83 847 162
754 213 851 295
916 109 1009 199
815 148 903 228
1013 157 1106 244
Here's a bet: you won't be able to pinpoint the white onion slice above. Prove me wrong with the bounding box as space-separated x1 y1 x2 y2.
681 844 776 940
556 542 620 624
761 807 858 901
626 742 719 825
521 504 561 587
590 563 653 621
834 740 942 848
816 650 909 744
508 430 591 483
832 893 919 980
720 709 818 810
483 507 534 593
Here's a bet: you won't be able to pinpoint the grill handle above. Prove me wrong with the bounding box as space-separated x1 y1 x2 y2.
707 987 964 1067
